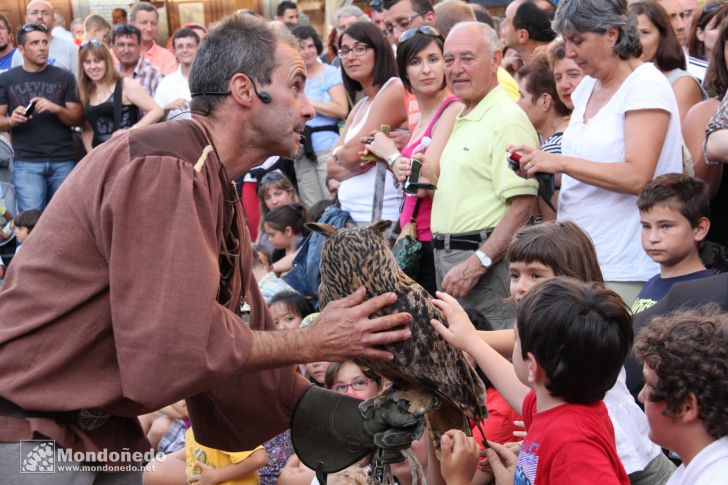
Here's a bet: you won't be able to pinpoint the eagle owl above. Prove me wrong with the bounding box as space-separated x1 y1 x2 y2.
309 220 487 447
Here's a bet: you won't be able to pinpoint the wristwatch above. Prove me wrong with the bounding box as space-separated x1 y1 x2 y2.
474 249 493 269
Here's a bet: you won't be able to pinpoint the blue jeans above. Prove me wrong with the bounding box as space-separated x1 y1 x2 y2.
12 160 76 212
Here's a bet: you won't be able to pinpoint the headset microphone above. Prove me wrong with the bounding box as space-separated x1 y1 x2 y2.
251 80 272 104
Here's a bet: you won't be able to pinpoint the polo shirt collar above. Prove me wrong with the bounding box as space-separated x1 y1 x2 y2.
459 85 506 122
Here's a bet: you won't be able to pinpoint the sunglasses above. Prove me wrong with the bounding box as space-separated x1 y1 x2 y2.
113 24 140 34
80 39 104 48
260 171 286 183
18 23 48 35
399 25 442 44
702 2 725 16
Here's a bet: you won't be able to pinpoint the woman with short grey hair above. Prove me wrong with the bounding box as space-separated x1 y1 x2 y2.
510 0 682 298
509 1 681 484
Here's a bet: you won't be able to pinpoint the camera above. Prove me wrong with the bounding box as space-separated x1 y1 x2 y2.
507 151 521 172
404 158 422 194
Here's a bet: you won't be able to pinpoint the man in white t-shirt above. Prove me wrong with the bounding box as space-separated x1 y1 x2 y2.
154 28 199 121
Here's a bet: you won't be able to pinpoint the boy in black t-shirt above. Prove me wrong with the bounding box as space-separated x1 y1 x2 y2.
632 174 713 314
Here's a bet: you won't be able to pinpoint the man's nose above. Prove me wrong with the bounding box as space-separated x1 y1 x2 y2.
301 95 315 120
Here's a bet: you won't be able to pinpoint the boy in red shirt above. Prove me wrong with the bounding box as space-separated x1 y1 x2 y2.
433 277 632 485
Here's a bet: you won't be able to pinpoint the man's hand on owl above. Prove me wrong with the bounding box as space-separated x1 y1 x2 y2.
308 287 412 362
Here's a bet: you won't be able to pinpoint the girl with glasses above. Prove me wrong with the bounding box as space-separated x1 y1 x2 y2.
328 22 407 226
363 26 463 296
326 361 382 400
77 40 163 152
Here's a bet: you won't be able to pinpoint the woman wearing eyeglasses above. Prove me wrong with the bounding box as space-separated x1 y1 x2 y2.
78 40 163 152
328 22 407 226
363 26 462 296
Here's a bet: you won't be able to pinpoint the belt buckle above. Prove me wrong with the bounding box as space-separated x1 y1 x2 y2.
77 409 111 430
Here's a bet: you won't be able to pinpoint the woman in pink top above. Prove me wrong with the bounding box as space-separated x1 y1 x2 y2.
364 26 462 295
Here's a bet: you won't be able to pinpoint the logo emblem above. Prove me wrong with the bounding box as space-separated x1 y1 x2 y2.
20 440 55 473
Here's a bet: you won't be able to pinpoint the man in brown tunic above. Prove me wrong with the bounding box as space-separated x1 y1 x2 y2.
0 15 412 483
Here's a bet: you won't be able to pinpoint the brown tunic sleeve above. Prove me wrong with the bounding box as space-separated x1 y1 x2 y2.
97 124 311 449
0 120 308 453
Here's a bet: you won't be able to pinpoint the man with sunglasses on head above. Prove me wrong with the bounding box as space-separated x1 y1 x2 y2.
10 0 78 78
112 23 164 98
0 23 83 212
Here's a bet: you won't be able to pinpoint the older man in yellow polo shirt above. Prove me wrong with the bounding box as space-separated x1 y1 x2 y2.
432 22 538 329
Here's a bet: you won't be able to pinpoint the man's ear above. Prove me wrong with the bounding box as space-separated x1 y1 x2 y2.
424 11 437 26
517 28 530 45
229 73 255 107
492 47 503 70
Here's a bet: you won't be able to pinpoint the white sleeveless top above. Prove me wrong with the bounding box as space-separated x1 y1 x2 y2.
338 78 403 225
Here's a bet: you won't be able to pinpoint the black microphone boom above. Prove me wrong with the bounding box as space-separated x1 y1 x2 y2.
251 79 272 104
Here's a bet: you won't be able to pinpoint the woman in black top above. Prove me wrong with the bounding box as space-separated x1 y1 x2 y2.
78 40 163 151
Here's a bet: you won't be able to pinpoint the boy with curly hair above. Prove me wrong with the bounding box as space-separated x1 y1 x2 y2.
635 304 728 485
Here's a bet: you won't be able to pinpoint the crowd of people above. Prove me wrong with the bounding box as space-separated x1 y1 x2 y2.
0 0 728 484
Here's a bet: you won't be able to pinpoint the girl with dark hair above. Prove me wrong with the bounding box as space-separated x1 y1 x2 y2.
363 26 462 295
631 1 705 123
291 26 348 206
268 291 315 330
78 40 163 151
328 22 407 226
263 203 308 274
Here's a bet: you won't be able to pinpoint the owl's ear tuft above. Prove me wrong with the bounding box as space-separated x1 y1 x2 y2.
369 220 392 234
306 223 337 238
